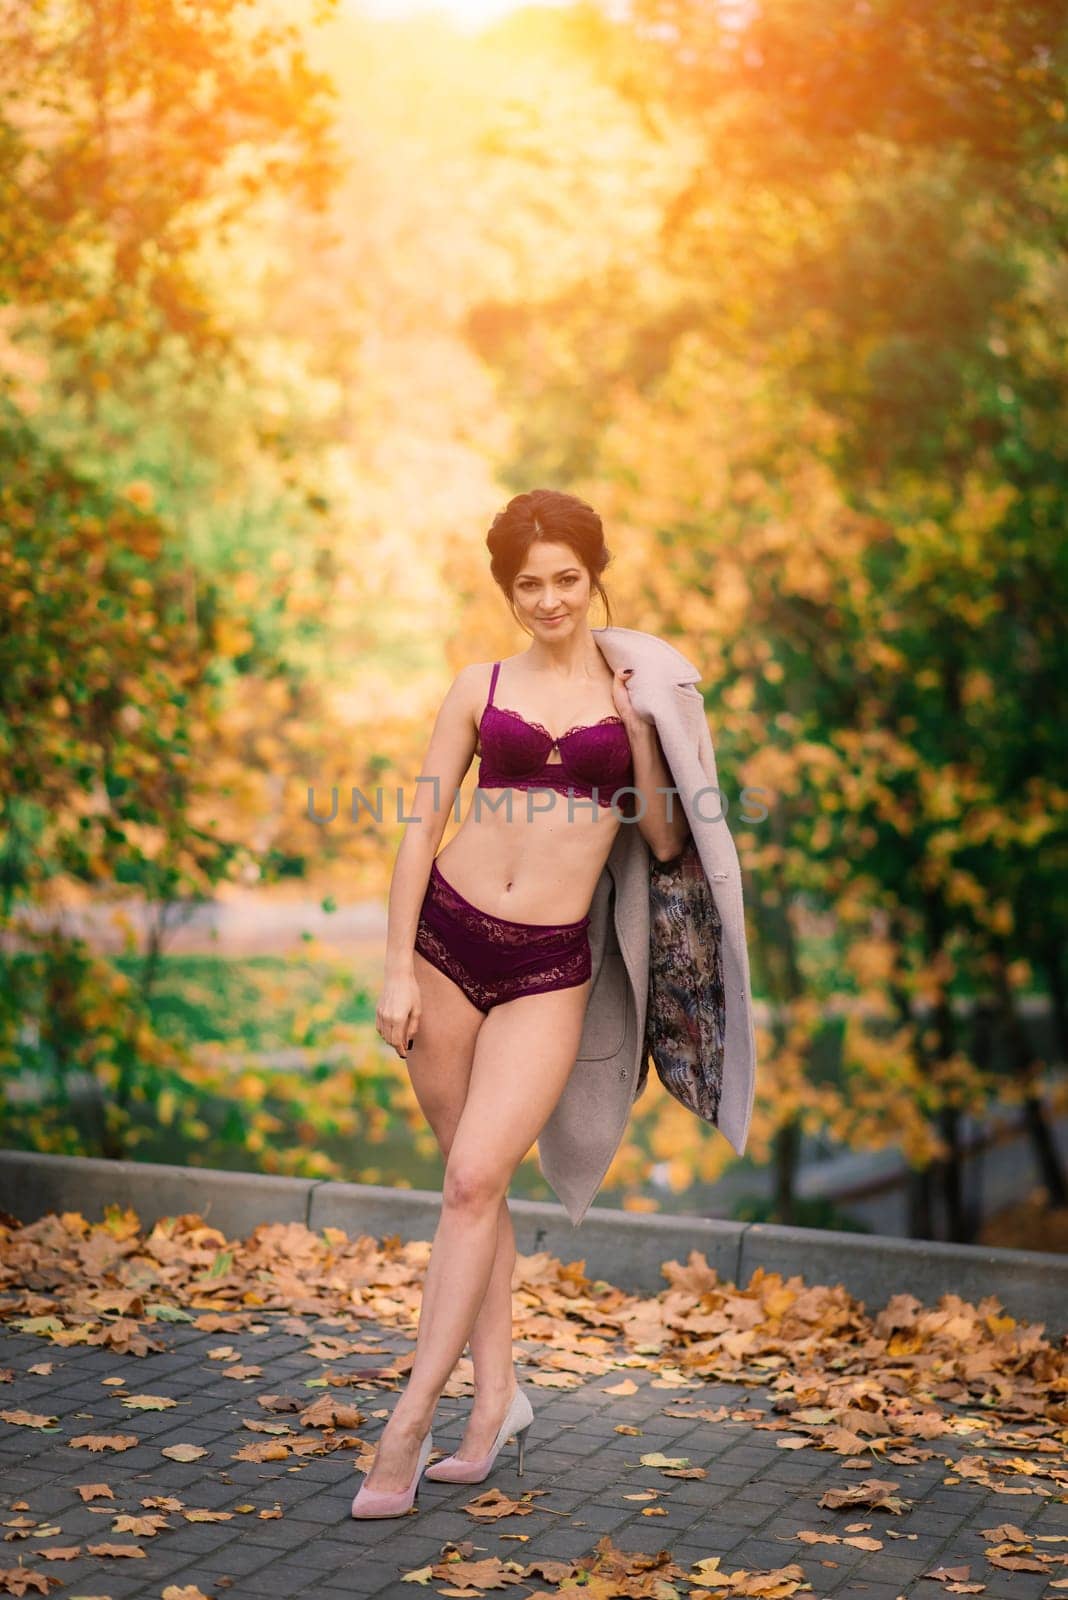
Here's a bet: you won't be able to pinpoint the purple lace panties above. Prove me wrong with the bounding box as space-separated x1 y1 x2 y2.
413 857 592 1014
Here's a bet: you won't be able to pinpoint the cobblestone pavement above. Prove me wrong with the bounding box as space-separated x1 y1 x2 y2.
1 1315 1064 1600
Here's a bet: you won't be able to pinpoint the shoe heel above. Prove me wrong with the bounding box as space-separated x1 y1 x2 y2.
515 1420 532 1477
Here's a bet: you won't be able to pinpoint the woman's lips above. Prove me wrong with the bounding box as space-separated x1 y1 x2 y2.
539 615 565 625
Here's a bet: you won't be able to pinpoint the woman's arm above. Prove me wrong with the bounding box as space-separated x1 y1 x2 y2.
611 666 690 863
377 666 479 1057
626 718 691 862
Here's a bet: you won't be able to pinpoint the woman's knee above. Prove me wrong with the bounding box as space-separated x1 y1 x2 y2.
442 1155 509 1214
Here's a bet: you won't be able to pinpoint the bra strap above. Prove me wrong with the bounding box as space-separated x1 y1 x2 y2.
487 660 500 708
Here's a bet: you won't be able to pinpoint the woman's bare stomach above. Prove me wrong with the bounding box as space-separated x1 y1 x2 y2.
435 784 623 924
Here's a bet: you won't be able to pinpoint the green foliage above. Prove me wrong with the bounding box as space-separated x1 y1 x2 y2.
730 1193 872 1234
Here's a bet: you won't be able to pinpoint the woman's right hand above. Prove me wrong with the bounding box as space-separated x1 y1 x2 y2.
376 969 422 1060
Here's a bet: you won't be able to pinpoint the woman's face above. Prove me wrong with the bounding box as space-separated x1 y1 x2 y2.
510 540 592 637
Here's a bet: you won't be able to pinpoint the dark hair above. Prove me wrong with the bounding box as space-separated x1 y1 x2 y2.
486 488 614 635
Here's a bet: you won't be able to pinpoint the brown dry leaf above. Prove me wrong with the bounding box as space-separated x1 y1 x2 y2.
460 1488 539 1520
306 1337 359 1360
120 1394 177 1411
69 1434 140 1452
162 1587 215 1599
232 1440 291 1462
987 1547 1050 1573
25 1365 53 1377
221 1364 262 1380
85 1541 146 1557
75 1484 114 1502
160 1444 208 1462
241 1419 292 1434
110 1513 170 1536
182 1509 234 1523
522 1559 580 1582
34 1549 81 1561
429 1555 527 1588
979 1521 1032 1541
818 1478 911 1514
0 1411 59 1430
298 1396 364 1429
291 1433 345 1456
0 1568 63 1595
602 1378 637 1396
256 1393 303 1413
689 1555 725 1579
614 1425 641 1435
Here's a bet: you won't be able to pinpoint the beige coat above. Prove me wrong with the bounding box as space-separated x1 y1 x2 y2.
536 625 758 1227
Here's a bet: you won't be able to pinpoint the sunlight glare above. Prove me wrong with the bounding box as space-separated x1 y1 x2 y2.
344 0 571 31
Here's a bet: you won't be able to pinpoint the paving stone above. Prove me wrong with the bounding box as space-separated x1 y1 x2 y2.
163 1536 281 1574
568 1500 636 1531
828 1584 910 1600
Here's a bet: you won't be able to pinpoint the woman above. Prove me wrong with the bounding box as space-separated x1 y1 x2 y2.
352 489 691 1518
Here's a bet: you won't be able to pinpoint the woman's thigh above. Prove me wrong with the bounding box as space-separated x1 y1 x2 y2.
444 977 592 1201
406 949 486 1154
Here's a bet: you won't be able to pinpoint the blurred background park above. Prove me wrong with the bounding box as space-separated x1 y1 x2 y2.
1 0 1065 1251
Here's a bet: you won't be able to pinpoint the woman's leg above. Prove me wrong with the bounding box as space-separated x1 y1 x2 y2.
405 955 519 1422
457 1197 519 1445
364 974 591 1491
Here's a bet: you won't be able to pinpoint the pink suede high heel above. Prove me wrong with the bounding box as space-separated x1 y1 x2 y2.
351 1428 433 1518
423 1385 533 1483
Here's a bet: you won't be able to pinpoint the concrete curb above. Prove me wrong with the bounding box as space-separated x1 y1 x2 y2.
2 1149 1065 1336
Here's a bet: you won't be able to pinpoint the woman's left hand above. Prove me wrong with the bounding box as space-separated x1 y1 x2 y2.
611 665 644 733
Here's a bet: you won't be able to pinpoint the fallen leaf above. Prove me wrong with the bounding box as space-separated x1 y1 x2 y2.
0 1411 59 1431
232 1441 290 1462
0 1568 63 1595
111 1514 170 1536
69 1435 140 1453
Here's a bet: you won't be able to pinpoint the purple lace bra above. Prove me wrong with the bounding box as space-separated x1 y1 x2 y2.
476 660 635 809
